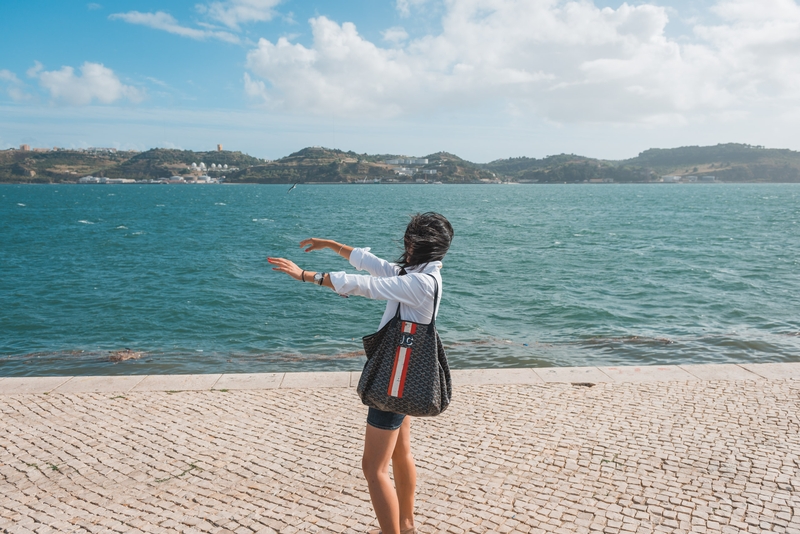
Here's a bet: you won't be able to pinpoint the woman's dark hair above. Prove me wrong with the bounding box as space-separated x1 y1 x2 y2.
396 212 454 269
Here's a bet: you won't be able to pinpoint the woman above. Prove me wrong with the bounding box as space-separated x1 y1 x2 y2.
268 212 454 534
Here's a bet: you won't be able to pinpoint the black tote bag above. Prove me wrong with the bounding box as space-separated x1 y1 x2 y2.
357 274 452 417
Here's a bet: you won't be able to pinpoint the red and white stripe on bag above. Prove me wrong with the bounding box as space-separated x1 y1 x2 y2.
388 321 418 398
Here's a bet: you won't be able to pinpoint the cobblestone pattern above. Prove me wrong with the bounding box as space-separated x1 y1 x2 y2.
1 379 798 533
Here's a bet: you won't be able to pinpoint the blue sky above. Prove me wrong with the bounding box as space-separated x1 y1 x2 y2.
2 0 799 161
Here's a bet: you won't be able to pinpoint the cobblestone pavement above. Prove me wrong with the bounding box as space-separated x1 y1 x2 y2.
1 377 799 533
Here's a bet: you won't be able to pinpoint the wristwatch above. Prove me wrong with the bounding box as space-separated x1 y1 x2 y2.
314 272 325 285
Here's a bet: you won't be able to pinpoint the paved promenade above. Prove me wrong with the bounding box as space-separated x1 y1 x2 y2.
1 363 799 534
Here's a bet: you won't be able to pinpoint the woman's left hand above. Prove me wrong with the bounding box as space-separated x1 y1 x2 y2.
267 257 303 280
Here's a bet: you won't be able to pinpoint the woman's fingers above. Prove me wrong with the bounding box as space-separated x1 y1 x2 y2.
299 238 325 252
267 257 301 279
267 257 292 271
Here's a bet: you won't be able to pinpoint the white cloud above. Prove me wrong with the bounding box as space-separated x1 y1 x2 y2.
243 0 800 125
109 11 240 43
87 3 102 10
396 0 432 18
696 0 800 97
0 69 33 101
243 72 269 104
199 0 283 30
26 61 43 78
31 62 144 106
382 26 409 44
0 70 18 82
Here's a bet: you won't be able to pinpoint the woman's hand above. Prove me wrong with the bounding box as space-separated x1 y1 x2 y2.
267 257 303 280
299 238 332 253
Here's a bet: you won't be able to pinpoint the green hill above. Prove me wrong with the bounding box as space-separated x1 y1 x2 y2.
483 154 593 174
2 143 799 184
0 149 133 183
0 148 264 182
480 143 800 183
226 147 493 184
481 154 648 183
621 143 800 182
103 149 262 179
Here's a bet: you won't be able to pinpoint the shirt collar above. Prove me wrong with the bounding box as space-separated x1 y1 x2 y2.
405 261 442 274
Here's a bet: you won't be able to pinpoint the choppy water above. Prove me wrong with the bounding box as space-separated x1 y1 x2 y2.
1 183 799 377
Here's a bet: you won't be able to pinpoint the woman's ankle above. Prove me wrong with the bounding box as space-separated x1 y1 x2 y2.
399 520 415 532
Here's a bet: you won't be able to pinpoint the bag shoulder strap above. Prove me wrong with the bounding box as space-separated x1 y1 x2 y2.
425 273 440 327
392 272 440 328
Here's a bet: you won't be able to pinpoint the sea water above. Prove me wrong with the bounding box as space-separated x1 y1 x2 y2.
1 183 799 376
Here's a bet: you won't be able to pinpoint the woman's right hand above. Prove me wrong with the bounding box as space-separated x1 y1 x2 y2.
300 238 332 253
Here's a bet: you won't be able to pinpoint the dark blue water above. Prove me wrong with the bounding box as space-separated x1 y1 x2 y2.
1 183 799 376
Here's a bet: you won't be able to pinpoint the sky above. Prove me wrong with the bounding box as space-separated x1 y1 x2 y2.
1 0 799 162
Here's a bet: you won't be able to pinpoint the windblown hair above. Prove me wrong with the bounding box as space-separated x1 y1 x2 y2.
396 212 454 269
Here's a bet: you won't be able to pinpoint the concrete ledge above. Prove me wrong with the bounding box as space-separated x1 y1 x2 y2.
213 373 282 390
679 364 763 381
2 363 797 395
599 365 699 382
739 362 800 380
350 371 362 387
451 368 542 386
534 366 613 383
0 376 73 394
54 375 147 394
132 374 222 392
280 371 350 389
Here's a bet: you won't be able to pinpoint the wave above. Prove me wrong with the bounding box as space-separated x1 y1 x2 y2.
78 220 94 225
581 335 675 346
1 348 363 364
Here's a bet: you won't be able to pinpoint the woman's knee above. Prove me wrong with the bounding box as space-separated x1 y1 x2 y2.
392 420 412 461
391 448 414 470
362 453 390 480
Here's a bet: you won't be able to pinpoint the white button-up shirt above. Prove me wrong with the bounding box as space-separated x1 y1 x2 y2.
329 247 443 330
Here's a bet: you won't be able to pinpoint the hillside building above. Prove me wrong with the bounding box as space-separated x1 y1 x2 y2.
385 158 428 165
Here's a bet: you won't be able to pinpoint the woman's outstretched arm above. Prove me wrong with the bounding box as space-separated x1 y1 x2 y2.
299 238 353 261
267 257 335 289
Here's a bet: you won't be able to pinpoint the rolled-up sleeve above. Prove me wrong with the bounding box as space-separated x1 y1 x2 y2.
349 247 398 277
329 271 432 307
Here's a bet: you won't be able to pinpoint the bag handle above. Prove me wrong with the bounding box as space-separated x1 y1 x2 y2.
392 273 440 330
426 274 439 330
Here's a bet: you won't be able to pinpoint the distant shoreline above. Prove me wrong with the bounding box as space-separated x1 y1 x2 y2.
6 180 794 185
3 143 800 184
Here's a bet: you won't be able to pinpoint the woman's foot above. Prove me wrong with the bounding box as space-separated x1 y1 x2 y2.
368 528 416 534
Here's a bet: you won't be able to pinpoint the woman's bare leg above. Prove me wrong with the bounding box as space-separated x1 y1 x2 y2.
362 424 402 534
391 417 416 531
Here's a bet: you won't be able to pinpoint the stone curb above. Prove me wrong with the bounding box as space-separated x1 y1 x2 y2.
1 362 798 395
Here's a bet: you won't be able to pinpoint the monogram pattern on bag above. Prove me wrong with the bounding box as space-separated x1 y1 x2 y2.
358 275 452 417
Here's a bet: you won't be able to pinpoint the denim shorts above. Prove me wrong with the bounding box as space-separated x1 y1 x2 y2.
367 407 406 431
